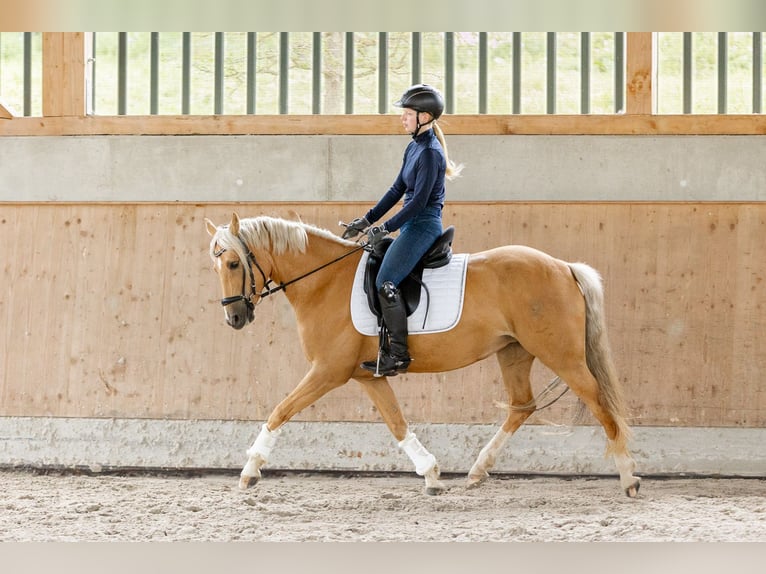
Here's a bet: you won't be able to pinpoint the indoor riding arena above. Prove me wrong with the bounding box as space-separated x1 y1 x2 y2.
0 31 764 543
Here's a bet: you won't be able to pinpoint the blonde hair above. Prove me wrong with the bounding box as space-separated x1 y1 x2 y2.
433 121 464 180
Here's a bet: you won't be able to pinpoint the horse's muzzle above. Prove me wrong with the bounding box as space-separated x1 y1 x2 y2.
222 297 255 330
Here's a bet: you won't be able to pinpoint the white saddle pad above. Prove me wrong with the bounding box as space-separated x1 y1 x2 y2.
350 251 469 336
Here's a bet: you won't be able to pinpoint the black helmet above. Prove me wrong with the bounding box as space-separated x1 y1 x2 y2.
394 84 444 120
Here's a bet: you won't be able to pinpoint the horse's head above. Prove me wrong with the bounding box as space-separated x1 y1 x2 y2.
205 212 265 330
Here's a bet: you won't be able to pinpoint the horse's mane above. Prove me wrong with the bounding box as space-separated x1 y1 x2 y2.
209 215 354 263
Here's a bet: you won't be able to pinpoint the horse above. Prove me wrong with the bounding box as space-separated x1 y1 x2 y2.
205 212 640 497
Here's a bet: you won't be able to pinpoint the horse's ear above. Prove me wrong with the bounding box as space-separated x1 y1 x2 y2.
204 218 218 237
230 212 241 236
287 209 303 223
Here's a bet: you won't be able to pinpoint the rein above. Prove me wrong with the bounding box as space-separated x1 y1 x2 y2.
258 243 366 299
215 234 366 310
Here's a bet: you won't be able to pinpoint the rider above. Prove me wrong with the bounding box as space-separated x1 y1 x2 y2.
343 83 463 376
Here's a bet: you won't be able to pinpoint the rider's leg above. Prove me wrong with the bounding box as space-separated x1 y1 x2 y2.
362 281 411 375
361 209 442 376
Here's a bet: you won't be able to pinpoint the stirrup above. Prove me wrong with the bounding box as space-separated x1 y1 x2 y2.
361 351 411 377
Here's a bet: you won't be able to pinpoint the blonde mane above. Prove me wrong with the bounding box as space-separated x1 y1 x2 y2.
209 215 354 264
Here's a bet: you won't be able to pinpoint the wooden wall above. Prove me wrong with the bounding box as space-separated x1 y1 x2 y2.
1 201 764 428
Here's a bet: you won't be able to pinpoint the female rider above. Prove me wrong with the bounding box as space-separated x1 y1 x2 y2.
343 83 463 376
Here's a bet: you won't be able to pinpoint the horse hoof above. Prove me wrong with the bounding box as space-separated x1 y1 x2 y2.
465 473 488 489
239 475 259 490
624 478 641 498
425 484 446 496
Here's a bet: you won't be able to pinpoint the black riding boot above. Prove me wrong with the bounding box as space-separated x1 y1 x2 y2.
361 281 412 376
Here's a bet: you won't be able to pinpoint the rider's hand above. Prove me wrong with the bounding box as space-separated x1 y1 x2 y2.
342 216 370 239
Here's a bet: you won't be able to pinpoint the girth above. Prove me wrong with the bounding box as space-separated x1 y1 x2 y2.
364 226 455 318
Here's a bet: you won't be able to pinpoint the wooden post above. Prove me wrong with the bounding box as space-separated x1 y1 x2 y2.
42 32 87 117
626 32 654 114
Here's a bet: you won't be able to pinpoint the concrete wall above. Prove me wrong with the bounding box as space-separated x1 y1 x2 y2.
2 134 765 202
1 133 764 477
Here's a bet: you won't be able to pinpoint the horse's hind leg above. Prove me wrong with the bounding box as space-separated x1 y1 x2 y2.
357 377 445 496
547 359 640 498
562 262 640 497
467 343 536 487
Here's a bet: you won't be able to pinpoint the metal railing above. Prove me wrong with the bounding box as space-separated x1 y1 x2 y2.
657 32 764 114
92 32 630 116
0 32 39 116
2 32 765 117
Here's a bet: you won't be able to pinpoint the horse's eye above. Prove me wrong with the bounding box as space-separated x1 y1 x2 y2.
228 260 240 270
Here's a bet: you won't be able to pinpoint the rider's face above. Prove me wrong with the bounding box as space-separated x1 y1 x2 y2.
400 108 418 132
401 108 431 133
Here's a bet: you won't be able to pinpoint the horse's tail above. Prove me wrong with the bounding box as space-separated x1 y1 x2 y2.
568 262 632 451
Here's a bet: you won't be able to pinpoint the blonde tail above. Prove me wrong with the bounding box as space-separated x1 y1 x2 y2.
568 262 632 450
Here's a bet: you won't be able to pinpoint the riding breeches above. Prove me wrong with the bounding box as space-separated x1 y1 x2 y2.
375 205 443 291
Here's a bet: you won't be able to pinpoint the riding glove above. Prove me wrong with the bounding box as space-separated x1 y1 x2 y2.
342 216 370 239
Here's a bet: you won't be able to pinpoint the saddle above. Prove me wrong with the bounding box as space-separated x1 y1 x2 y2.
364 226 455 318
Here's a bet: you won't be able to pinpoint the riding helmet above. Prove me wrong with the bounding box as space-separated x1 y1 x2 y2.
394 84 445 120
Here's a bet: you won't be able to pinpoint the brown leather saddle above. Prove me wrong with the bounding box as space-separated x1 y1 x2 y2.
363 226 455 318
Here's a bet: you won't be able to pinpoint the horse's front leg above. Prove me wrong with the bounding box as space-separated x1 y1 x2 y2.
357 377 446 495
239 366 347 490
238 424 278 490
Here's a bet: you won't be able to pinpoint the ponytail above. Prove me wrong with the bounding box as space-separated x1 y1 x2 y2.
433 122 464 181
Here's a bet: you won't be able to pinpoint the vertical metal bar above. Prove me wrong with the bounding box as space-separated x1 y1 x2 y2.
683 32 692 114
479 32 488 114
247 32 256 114
345 32 354 114
182 32 190 114
411 32 421 85
312 32 321 114
546 32 556 114
718 32 727 114
378 32 388 114
90 32 96 114
445 32 455 114
280 32 289 114
512 32 521 114
214 32 224 114
754 32 762 113
23 32 32 116
614 32 625 113
580 32 591 114
150 32 159 115
118 32 127 115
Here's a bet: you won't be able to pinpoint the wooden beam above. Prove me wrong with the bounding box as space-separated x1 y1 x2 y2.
626 32 654 115
42 32 86 117
3 113 766 137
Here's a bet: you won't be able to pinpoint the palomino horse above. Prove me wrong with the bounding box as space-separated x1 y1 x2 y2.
205 213 640 497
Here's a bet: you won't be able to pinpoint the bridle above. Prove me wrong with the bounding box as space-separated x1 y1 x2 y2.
213 233 365 319
213 235 267 321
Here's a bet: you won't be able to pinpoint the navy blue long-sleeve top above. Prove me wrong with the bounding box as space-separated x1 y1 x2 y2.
365 129 446 233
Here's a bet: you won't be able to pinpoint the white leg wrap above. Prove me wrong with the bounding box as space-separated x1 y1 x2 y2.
399 431 437 476
246 424 281 463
